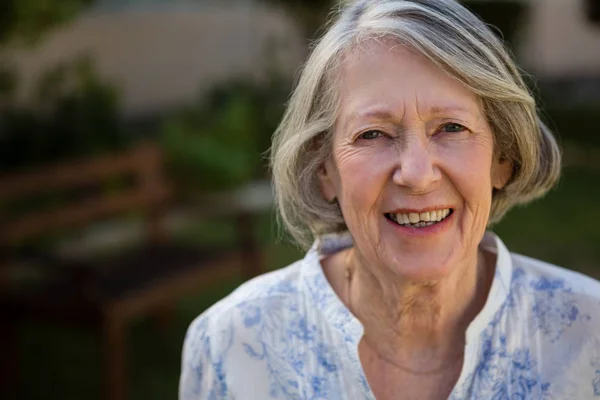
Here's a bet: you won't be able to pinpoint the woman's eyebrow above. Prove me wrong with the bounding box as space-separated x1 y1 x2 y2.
344 109 396 129
428 105 475 117
343 105 478 131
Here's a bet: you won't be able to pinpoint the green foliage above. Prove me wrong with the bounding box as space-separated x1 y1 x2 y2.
0 0 97 109
0 0 116 174
0 0 95 45
0 56 129 172
543 106 600 147
0 64 18 102
160 79 289 192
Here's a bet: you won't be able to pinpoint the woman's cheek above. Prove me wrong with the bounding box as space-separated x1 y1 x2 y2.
438 139 494 181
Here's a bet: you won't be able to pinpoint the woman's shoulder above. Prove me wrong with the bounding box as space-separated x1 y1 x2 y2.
500 254 600 398
507 251 600 341
179 258 312 399
510 252 600 301
182 257 311 351
192 257 306 322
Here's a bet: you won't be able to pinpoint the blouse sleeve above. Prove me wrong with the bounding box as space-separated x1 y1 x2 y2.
179 314 234 400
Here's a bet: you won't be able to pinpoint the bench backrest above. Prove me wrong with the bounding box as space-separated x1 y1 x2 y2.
0 142 172 249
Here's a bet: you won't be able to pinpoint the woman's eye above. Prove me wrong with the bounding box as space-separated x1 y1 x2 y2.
358 130 383 140
440 123 467 133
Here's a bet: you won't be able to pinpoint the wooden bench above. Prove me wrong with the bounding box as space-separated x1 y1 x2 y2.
0 142 262 400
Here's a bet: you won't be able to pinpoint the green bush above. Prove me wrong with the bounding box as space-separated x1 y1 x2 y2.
0 56 129 174
542 107 600 147
159 79 288 192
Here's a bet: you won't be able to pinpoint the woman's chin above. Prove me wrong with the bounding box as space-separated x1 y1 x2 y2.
381 251 458 283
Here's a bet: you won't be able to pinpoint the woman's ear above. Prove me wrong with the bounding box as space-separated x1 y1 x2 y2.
318 158 338 203
492 157 513 190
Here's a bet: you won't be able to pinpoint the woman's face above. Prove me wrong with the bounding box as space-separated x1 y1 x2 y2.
318 43 512 281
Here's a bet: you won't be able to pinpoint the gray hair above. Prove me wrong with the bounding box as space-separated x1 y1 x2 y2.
270 0 561 249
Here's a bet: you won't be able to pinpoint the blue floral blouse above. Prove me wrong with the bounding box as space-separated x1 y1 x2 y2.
179 232 600 399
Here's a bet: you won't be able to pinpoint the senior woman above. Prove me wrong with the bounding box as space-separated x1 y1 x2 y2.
180 0 600 399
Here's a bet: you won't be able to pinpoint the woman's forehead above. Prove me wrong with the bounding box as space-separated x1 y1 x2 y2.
334 43 483 122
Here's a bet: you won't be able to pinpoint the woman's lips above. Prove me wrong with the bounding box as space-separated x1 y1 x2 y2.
385 208 453 227
384 208 455 235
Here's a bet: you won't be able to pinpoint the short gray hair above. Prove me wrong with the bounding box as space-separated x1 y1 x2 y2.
270 0 561 249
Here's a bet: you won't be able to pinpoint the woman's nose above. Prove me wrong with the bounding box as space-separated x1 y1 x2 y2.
391 137 440 192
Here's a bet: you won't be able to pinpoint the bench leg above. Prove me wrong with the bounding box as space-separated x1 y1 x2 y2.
0 317 19 399
102 312 127 400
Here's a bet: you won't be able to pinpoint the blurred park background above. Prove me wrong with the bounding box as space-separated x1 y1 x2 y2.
0 0 599 399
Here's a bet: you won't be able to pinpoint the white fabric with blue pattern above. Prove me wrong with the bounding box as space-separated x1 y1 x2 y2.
180 232 600 399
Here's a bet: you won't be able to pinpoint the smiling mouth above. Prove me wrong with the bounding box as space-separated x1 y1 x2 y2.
385 208 454 228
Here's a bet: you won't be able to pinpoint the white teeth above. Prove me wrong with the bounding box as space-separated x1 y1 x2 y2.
392 208 451 226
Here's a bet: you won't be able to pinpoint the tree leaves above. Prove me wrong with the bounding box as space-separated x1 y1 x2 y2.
0 0 95 45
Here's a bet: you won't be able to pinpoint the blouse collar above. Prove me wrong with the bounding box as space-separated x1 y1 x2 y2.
465 231 513 343
301 231 514 346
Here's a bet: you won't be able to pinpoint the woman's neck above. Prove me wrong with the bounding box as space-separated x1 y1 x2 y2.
325 246 494 373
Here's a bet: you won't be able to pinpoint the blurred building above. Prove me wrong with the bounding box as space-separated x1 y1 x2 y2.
8 0 304 116
516 0 600 103
6 0 600 117
518 0 600 77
